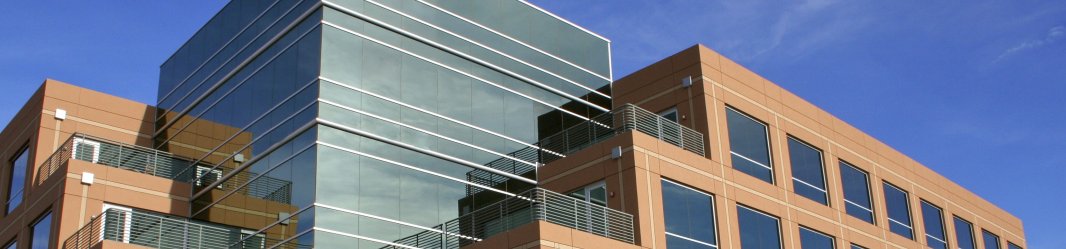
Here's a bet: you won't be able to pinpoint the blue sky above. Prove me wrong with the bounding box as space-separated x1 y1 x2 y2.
0 1 1062 247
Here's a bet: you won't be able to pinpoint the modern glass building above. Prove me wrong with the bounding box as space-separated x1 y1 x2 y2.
0 1 1028 249
152 0 610 247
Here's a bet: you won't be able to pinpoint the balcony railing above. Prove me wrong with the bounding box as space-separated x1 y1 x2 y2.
388 188 635 248
36 133 194 185
538 103 706 163
63 208 253 249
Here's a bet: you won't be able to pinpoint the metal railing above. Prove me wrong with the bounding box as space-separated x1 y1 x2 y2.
538 103 706 163
64 208 249 249
37 134 195 185
389 188 635 248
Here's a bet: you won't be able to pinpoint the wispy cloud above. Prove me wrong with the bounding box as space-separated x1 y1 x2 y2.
995 25 1065 62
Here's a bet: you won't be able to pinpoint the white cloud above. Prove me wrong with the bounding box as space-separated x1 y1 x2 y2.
995 25 1065 62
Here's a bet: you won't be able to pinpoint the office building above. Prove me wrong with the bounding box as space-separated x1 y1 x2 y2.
0 1 1025 248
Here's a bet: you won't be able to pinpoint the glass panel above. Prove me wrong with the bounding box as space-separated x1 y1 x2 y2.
726 107 773 183
662 180 717 248
954 217 976 249
840 161 874 223
883 182 913 239
31 212 52 249
983 230 1001 249
3 241 13 249
799 227 834 249
1008 242 1023 249
788 137 827 205
850 244 867 249
737 205 781 249
6 147 28 214
921 201 948 249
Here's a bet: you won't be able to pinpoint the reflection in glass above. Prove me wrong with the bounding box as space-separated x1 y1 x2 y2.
726 107 773 183
954 217 976 249
840 161 874 223
921 201 948 249
788 137 827 205
737 205 781 249
883 182 913 239
661 180 717 248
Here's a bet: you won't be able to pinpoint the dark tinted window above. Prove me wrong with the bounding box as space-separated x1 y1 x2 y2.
1008 242 1023 249
850 244 866 249
954 217 976 249
5 147 28 214
726 107 773 183
788 137 827 205
737 205 781 249
983 230 1001 249
31 212 52 249
921 201 948 249
883 182 913 239
840 161 873 223
662 180 717 248
3 241 14 249
799 227 834 249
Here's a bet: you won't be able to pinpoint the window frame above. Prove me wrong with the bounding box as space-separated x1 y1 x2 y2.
954 216 977 249
658 107 679 123
724 106 774 184
883 181 914 239
661 179 719 248
786 136 829 205
982 230 1001 249
5 145 29 215
839 160 874 223
736 204 783 249
920 200 949 249
798 226 835 249
29 210 53 249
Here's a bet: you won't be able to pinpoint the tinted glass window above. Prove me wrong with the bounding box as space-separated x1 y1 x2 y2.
954 217 976 249
3 241 14 249
799 227 834 249
737 205 781 249
850 244 866 249
662 180 717 248
6 147 28 214
921 201 948 249
726 107 773 183
883 182 913 239
1008 242 1023 249
840 161 873 223
788 137 827 205
659 108 679 123
31 212 52 249
983 230 1001 249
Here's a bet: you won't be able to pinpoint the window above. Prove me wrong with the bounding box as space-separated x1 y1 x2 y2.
839 161 873 223
850 244 866 249
920 201 948 249
983 230 1001 249
195 165 223 189
659 107 679 123
568 182 608 232
883 182 913 239
954 216 976 249
787 137 827 205
737 205 781 249
101 204 133 243
3 241 14 249
661 179 718 248
31 212 52 249
568 181 607 206
6 146 28 214
799 226 834 249
725 107 773 183
1008 242 1023 249
72 137 101 163
239 229 266 249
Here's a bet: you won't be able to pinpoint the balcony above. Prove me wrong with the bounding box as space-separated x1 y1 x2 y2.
538 103 706 163
389 188 635 248
63 208 283 249
36 133 194 185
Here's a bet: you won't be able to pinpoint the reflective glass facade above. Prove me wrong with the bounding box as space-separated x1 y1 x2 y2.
725 107 773 183
30 212 51 249
155 0 610 247
4 147 26 214
984 230 1001 249
787 137 827 205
